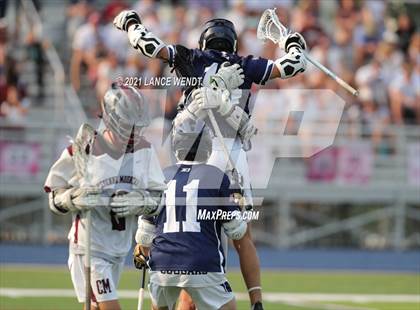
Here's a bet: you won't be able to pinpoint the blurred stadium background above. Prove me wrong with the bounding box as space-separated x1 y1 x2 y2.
0 0 419 309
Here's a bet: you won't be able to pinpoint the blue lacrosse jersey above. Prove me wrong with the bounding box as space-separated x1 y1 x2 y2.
148 163 241 273
167 45 273 114
168 45 273 88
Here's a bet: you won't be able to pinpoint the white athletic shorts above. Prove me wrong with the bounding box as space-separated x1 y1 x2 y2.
68 253 124 303
149 281 235 310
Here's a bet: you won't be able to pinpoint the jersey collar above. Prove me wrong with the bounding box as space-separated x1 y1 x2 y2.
177 160 202 165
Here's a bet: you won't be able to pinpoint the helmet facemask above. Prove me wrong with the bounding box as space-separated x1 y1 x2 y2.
172 119 212 163
199 19 238 54
101 85 151 149
206 38 235 53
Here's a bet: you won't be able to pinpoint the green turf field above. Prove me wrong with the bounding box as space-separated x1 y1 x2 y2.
0 265 419 310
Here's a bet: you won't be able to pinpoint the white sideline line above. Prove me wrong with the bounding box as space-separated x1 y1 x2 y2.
260 292 420 303
285 301 375 310
1 288 419 303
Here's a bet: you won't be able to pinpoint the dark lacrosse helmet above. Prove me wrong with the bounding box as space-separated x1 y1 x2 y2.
172 119 212 162
199 18 237 53
101 84 150 145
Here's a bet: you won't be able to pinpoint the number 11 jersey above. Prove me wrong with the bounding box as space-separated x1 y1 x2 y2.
148 162 240 287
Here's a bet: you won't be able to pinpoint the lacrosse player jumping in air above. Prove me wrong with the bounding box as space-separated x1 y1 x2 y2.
44 84 167 310
113 10 307 310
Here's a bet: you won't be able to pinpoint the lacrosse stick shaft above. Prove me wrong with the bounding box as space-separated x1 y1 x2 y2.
257 8 358 97
304 53 358 96
207 110 236 172
137 265 146 310
208 110 254 210
85 209 92 309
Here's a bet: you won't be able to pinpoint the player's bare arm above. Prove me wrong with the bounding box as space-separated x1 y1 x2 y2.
233 227 263 307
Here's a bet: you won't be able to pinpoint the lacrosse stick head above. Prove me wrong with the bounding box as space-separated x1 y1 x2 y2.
73 123 96 180
257 8 290 47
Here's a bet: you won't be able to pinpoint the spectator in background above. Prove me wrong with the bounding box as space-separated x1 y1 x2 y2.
292 0 324 49
396 13 415 54
358 87 390 147
101 0 129 62
376 32 404 86
95 51 124 101
70 11 102 91
66 0 92 42
335 0 358 35
389 60 420 125
353 6 383 67
25 30 45 99
407 32 419 64
329 23 354 73
355 57 386 107
124 50 143 77
1 85 28 125
0 20 7 105
101 0 128 24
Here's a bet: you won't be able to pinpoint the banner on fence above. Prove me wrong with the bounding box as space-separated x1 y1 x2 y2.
306 147 338 182
0 142 41 179
337 142 373 185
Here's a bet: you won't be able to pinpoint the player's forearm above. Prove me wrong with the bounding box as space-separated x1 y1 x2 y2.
269 47 306 80
269 32 307 80
156 46 169 61
114 12 170 61
233 227 262 304
126 23 168 61
139 246 150 257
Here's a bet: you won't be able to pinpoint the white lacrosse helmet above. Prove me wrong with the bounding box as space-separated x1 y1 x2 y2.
101 84 151 145
172 118 212 162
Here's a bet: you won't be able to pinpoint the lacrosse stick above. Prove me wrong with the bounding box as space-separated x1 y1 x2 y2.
201 69 244 190
85 210 92 308
207 109 251 211
257 8 358 97
207 109 242 185
201 68 250 209
73 124 96 310
137 265 147 310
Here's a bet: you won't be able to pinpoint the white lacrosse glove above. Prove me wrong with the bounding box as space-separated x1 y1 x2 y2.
280 32 307 52
223 215 247 240
71 187 106 210
191 87 233 116
210 62 245 91
186 98 208 120
53 187 104 212
135 218 156 247
239 121 258 150
113 10 142 32
110 190 159 218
